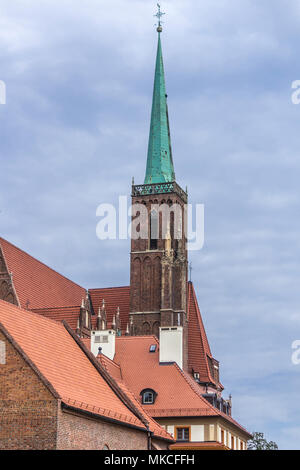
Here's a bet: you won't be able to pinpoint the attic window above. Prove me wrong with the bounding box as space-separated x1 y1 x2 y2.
140 388 157 405
149 344 156 353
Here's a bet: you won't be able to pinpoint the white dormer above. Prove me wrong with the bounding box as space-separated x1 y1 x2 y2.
91 329 116 360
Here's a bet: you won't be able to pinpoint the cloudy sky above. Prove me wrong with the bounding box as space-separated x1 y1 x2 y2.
1 0 300 449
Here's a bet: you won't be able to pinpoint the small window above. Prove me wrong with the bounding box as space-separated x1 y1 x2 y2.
141 388 157 405
149 344 156 353
176 427 190 442
143 391 154 404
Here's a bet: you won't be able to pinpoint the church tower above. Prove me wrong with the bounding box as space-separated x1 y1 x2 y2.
129 17 189 369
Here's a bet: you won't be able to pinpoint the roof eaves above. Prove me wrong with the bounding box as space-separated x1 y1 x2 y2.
61 401 147 433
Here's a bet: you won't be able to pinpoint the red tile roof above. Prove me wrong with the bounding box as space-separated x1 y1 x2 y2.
97 351 122 381
31 306 81 330
90 283 222 388
97 353 173 441
89 287 130 331
0 237 221 389
0 238 86 309
187 282 222 388
0 238 222 391
0 300 157 434
112 335 251 438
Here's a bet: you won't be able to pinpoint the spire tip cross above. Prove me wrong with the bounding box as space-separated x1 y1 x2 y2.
154 3 165 28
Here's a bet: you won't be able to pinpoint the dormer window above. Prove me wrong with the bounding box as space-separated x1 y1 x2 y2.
141 388 157 405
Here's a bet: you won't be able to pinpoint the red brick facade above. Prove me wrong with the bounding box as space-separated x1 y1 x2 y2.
0 328 170 450
0 330 58 450
56 407 149 450
129 190 189 369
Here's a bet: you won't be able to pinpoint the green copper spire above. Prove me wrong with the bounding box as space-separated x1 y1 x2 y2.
144 27 175 185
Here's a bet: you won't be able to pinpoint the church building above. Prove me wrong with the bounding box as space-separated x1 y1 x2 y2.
0 12 252 450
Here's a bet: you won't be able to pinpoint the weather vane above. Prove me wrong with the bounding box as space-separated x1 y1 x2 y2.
154 3 165 32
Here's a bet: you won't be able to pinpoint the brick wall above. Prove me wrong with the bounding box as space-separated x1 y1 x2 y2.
56 407 149 450
0 330 58 450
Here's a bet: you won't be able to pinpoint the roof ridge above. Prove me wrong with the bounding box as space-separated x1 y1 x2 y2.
32 305 81 311
0 237 85 292
117 335 159 342
99 353 121 370
89 286 130 292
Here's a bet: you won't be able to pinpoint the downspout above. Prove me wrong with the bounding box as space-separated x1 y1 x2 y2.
147 426 154 450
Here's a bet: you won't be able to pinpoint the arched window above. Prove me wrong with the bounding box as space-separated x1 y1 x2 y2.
150 210 158 250
142 322 151 335
140 388 157 405
152 321 160 339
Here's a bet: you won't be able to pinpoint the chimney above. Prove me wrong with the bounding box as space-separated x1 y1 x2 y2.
159 326 183 370
91 329 116 360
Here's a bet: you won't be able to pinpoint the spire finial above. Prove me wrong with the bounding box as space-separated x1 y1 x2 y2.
154 3 165 33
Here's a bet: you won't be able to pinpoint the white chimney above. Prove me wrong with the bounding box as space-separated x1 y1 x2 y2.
91 329 116 360
159 326 183 370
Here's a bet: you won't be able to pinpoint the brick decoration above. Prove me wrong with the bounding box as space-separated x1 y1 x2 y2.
0 330 58 450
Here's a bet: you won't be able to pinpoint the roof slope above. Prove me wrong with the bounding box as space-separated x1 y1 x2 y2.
112 335 251 437
98 353 173 441
113 336 216 415
32 306 81 330
0 299 143 429
187 282 222 388
0 238 85 309
90 283 221 388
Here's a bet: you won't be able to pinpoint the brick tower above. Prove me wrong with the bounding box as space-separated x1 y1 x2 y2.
129 25 188 368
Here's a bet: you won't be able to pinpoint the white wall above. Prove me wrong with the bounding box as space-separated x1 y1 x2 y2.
91 330 116 360
159 327 183 369
191 425 205 442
